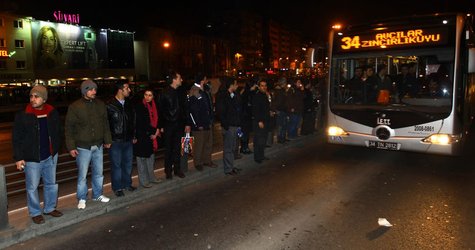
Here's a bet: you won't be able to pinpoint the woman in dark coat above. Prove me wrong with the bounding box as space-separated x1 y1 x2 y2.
134 89 160 188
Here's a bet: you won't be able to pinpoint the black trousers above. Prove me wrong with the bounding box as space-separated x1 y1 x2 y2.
253 125 267 161
163 124 183 176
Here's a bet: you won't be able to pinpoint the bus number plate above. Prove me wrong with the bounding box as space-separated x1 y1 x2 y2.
368 140 399 150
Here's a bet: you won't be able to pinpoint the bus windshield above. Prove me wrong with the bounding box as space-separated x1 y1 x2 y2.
330 47 454 113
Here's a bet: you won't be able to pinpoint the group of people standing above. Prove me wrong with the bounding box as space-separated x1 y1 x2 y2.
12 71 320 225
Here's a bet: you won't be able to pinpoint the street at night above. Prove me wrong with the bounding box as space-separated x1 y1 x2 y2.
6 133 475 249
2 0 475 249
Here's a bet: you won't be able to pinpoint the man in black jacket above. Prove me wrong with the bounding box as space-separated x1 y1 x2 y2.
12 85 63 224
158 71 191 179
252 79 271 163
107 81 136 196
216 77 241 175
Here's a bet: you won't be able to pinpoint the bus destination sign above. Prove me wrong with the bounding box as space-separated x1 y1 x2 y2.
336 27 448 52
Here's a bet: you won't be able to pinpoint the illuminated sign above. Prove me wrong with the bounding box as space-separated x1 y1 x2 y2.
53 10 80 24
0 49 8 58
335 27 449 52
31 21 97 69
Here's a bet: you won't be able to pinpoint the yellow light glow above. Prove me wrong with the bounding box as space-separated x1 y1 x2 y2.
423 134 452 145
332 24 342 30
327 126 347 136
163 42 170 48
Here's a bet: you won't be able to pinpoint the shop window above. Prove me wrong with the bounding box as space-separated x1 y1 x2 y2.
16 61 26 69
15 40 24 48
0 39 5 47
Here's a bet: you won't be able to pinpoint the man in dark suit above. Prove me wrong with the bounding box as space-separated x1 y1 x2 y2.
252 79 271 163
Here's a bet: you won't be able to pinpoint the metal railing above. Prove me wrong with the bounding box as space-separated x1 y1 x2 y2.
0 165 9 229
4 148 166 197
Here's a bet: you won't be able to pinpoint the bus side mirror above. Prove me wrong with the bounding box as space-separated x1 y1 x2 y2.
469 48 475 73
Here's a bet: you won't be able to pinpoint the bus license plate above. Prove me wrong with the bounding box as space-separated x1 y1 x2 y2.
368 140 399 150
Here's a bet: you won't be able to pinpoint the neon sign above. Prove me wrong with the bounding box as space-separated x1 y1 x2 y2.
0 49 8 58
336 27 449 52
53 10 80 24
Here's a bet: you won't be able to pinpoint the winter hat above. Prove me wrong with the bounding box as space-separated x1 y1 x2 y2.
81 80 98 95
277 77 287 86
30 85 48 101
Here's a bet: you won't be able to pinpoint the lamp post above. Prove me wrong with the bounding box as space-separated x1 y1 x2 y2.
163 41 171 72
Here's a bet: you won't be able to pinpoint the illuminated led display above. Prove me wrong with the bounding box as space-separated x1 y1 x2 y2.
335 27 449 52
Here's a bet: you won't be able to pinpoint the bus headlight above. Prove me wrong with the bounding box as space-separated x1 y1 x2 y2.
327 126 348 136
422 134 459 145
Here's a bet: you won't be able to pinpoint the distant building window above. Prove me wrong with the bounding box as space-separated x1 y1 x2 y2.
14 40 24 48
0 60 6 69
0 18 4 27
86 32 92 39
16 61 26 69
13 20 23 28
0 39 5 47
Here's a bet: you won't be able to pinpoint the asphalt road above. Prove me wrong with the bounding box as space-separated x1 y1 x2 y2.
6 134 475 250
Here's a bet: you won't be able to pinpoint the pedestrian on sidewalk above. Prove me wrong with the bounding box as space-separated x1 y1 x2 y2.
107 81 136 197
252 79 271 163
134 89 161 188
12 85 63 224
158 70 191 179
65 80 112 210
187 84 212 171
194 73 217 168
216 77 242 175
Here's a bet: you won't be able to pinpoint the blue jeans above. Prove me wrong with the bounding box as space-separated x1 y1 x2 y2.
25 154 59 217
109 141 133 191
76 145 104 200
288 113 302 138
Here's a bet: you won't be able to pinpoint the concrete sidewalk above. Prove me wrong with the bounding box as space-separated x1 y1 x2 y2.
0 134 315 249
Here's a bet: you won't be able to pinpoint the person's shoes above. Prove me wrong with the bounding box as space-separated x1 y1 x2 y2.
240 149 252 154
234 154 243 160
175 172 185 178
126 186 137 192
255 160 263 164
166 174 173 180
142 184 153 188
205 162 218 168
93 195 110 202
225 169 239 176
44 210 63 217
265 145 272 148
77 199 86 210
150 179 161 184
233 167 242 172
32 215 45 224
195 165 204 171
114 190 125 197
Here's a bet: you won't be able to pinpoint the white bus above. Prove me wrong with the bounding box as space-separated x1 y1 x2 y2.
326 13 475 155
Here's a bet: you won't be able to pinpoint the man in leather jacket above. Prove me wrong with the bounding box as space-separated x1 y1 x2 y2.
158 71 191 179
107 81 136 196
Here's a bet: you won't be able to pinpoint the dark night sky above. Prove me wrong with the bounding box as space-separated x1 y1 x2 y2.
2 0 475 42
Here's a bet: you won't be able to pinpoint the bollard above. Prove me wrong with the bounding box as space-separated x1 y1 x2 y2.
0 165 9 229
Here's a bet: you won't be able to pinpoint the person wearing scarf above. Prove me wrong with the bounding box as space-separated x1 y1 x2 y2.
12 85 63 224
133 89 161 188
